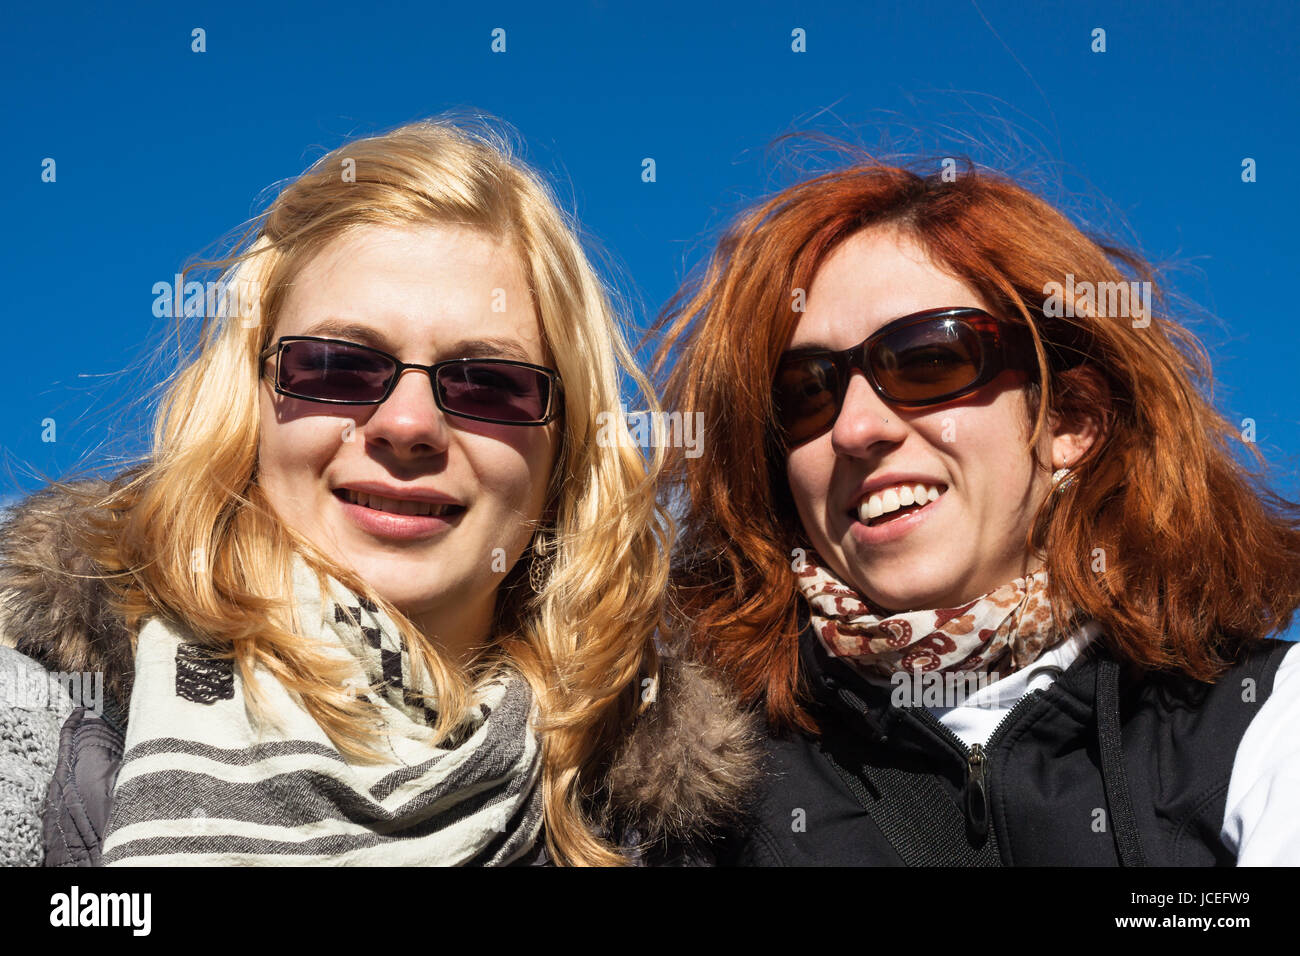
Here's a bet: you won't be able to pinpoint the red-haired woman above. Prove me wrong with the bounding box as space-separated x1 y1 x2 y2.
654 161 1300 865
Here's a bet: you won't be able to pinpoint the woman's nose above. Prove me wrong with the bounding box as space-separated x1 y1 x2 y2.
830 371 909 458
362 368 452 458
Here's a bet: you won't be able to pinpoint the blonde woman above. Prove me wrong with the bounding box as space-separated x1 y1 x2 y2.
0 119 756 866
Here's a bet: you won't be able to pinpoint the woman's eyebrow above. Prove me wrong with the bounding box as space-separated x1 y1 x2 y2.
296 321 534 362
446 338 534 362
299 319 392 350
784 341 836 354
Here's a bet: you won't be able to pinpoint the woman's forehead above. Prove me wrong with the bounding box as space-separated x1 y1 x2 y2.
792 230 987 348
272 224 546 362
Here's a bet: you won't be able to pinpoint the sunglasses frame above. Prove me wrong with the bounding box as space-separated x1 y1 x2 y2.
773 307 1033 443
260 335 564 426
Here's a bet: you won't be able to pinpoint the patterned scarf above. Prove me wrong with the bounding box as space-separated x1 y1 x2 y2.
795 551 1067 682
101 553 544 866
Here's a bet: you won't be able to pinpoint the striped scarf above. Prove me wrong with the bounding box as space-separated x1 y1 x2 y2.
101 554 544 866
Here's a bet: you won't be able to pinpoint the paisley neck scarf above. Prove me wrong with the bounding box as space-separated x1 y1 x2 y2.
794 551 1070 683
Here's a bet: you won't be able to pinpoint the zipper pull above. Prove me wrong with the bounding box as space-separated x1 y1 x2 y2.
965 743 990 844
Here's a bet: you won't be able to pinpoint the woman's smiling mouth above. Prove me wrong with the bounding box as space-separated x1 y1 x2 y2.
333 487 467 540
337 488 461 517
855 481 946 526
846 480 949 545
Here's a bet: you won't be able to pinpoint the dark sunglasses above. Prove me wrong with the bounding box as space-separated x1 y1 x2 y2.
773 307 1034 446
260 336 563 426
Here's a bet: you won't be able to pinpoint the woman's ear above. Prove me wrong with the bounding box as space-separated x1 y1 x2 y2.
1052 416 1099 470
1049 364 1107 469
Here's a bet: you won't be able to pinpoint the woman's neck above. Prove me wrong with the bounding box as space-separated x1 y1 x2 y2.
410 595 495 669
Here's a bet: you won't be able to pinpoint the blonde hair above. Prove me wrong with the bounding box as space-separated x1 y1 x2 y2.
68 119 670 865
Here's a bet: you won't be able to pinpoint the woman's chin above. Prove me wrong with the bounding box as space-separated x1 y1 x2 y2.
849 570 971 615
863 591 943 614
340 556 453 603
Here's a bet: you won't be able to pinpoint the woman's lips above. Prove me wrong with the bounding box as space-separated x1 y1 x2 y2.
848 487 945 546
335 490 464 541
856 482 945 523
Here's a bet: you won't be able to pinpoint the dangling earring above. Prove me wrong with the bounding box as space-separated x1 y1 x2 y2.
528 532 554 594
1051 467 1075 493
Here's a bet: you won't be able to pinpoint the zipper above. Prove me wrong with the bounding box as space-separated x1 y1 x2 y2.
965 743 989 838
910 690 1043 843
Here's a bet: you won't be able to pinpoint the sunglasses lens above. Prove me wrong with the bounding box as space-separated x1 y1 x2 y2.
774 357 841 444
277 340 394 401
870 319 983 403
437 363 551 422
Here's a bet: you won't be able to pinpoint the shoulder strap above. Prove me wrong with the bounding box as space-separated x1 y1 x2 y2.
1096 658 1147 866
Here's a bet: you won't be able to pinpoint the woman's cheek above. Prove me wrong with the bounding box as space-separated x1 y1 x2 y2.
291 418 348 468
257 420 341 509
786 450 835 551
786 444 825 501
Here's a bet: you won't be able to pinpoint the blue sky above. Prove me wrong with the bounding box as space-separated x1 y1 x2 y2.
4 1 1298 637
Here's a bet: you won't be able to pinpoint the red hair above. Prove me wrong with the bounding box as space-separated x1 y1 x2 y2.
652 159 1300 733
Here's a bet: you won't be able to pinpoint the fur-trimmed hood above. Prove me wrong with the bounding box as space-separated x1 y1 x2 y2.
0 482 136 713
0 481 760 852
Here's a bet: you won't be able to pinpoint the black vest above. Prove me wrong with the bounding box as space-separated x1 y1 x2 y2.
717 621 1291 866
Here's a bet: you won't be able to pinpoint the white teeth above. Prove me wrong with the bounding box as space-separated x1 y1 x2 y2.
343 490 452 517
856 483 945 523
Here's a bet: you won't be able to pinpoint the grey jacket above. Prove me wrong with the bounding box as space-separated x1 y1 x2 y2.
0 482 760 866
0 646 74 865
